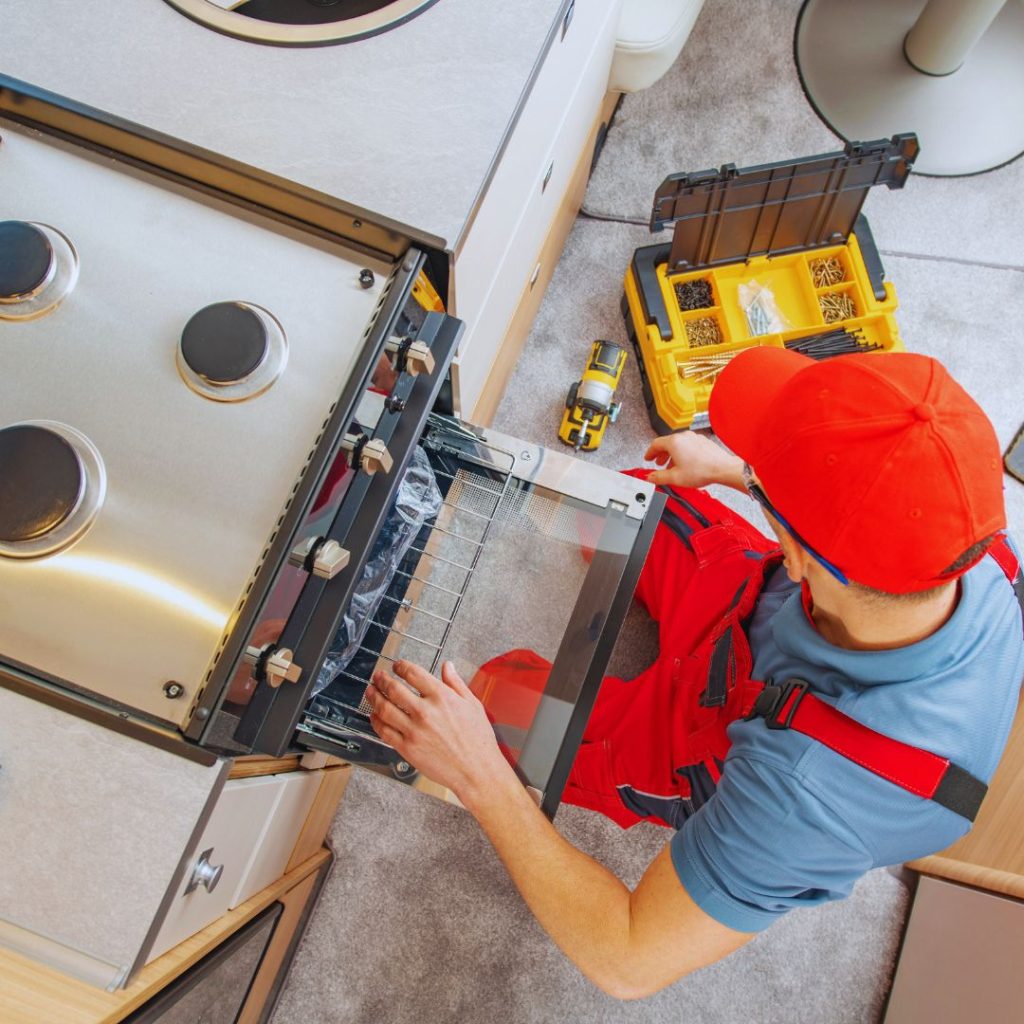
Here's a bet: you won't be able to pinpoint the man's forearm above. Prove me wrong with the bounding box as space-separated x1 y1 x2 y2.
460 764 636 994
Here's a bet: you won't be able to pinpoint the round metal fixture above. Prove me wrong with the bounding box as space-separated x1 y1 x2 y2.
0 221 79 321
177 301 287 402
0 421 106 559
162 0 442 47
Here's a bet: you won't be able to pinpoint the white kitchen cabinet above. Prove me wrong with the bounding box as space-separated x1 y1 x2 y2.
451 0 624 419
0 684 336 990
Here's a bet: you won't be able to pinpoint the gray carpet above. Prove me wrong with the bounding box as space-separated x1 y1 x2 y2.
272 1 1023 1020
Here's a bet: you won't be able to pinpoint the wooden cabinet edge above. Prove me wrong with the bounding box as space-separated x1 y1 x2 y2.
228 755 303 779
907 855 1024 902
470 90 622 427
0 849 332 1024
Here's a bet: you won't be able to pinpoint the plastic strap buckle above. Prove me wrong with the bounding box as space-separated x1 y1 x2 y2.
747 678 810 730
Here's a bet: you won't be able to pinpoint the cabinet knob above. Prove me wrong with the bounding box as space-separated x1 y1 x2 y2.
289 536 351 580
184 847 223 895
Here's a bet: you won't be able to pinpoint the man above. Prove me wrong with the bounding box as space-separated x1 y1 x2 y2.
366 348 1024 999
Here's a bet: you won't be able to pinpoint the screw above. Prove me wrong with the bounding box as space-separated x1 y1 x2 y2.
359 268 375 289
163 680 185 699
386 394 406 413
397 761 411 773
635 493 646 504
194 707 211 721
353 218 363 228
521 451 532 461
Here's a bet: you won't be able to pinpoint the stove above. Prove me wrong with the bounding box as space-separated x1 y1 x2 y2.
0 110 410 729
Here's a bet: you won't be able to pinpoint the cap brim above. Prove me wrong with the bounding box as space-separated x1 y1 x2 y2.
709 346 814 461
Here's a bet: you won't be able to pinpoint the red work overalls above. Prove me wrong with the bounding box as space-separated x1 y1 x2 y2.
470 472 1017 828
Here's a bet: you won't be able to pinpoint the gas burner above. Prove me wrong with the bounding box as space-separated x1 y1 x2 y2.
177 301 287 402
0 422 106 559
0 220 79 321
162 0 441 46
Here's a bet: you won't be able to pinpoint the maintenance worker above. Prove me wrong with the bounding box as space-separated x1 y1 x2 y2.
366 348 1024 999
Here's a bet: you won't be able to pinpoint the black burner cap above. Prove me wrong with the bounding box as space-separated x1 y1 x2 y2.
0 425 84 544
180 302 269 384
0 221 54 301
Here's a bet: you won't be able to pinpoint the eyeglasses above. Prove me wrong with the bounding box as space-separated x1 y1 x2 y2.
742 463 849 586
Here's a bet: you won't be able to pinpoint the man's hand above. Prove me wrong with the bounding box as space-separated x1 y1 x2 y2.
366 659 513 798
644 431 745 491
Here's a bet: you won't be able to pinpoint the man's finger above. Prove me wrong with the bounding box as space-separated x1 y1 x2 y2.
369 710 407 750
440 660 471 697
369 685 414 728
368 677 415 716
393 659 442 698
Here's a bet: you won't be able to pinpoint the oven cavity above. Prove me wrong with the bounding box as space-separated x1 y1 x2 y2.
0 421 106 559
0 220 79 321
177 301 287 402
162 0 441 46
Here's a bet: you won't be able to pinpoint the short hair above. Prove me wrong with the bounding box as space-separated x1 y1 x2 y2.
849 535 999 605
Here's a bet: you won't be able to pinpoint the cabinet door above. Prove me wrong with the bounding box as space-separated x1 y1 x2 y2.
230 769 322 909
0 684 228 990
884 875 1024 1023
145 777 282 963
452 0 621 417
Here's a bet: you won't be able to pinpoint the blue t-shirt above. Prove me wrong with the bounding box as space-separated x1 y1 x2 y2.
670 552 1024 933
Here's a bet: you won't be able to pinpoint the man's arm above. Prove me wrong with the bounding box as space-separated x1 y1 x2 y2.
366 661 752 1000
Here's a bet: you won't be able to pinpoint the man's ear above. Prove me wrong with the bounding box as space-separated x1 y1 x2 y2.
766 517 807 584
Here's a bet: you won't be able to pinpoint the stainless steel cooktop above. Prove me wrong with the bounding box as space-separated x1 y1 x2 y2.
0 118 390 728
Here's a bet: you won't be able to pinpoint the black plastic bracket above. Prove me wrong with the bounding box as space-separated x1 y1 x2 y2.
852 213 887 302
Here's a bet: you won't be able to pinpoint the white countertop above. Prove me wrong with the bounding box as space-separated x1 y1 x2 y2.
0 0 567 250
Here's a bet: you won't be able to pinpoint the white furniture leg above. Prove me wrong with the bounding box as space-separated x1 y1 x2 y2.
795 0 1024 176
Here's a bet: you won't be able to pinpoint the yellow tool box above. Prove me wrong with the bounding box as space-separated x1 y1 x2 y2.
622 135 920 432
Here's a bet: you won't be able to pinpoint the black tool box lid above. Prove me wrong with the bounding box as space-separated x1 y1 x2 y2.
651 134 919 274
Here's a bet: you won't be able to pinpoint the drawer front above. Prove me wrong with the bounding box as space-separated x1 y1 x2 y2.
230 769 322 909
146 776 281 964
452 0 620 330
297 416 664 817
453 0 620 418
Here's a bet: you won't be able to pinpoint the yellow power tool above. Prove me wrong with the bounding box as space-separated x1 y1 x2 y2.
558 340 627 452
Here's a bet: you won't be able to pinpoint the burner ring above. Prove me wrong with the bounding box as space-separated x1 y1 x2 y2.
0 222 80 322
177 301 287 403
0 421 106 560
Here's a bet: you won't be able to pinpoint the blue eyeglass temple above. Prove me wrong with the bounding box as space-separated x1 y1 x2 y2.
743 475 850 587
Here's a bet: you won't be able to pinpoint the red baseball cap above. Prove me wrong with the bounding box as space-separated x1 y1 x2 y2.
709 348 1005 593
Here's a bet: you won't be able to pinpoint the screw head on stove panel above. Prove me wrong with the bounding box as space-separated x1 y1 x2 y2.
0 424 85 543
0 221 55 302
181 302 270 385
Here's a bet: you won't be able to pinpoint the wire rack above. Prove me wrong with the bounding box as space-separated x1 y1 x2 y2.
302 426 516 739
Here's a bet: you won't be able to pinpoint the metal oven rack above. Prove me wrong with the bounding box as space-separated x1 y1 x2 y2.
297 417 517 778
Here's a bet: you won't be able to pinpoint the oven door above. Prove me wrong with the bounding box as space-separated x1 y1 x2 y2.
295 418 662 817
206 365 663 819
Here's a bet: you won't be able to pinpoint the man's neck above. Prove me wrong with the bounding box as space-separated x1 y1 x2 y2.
806 579 961 652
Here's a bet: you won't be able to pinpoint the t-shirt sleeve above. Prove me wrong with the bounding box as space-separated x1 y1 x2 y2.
670 755 873 932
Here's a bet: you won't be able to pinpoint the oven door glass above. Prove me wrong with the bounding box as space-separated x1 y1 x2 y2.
297 416 664 817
